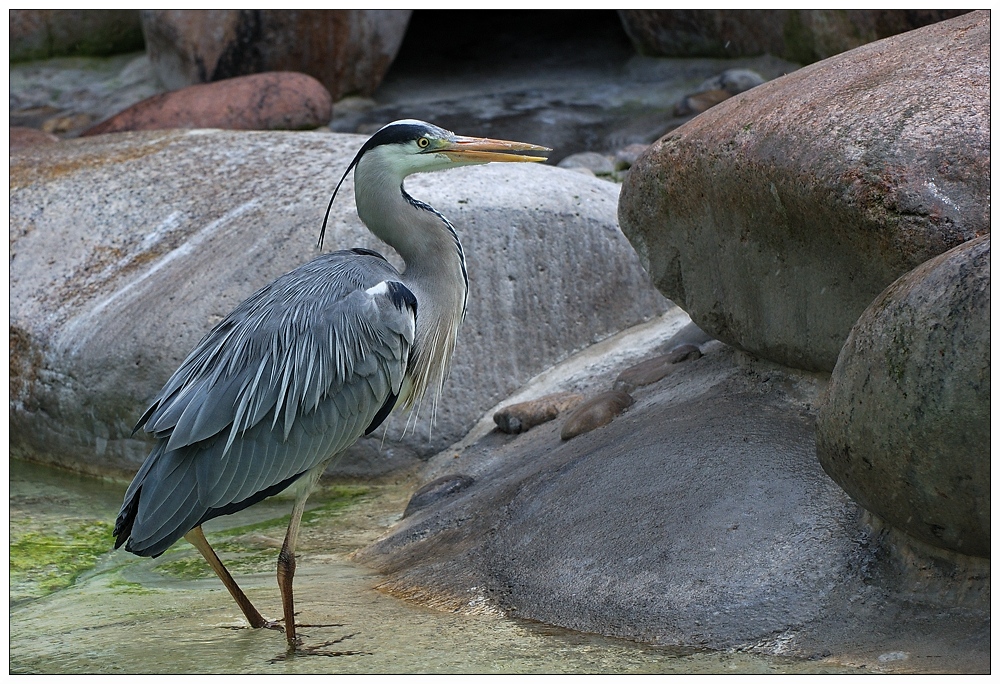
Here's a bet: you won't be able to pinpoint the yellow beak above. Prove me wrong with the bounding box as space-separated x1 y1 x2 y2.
438 135 551 164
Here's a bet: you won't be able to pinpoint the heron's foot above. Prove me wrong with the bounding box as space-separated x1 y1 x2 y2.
220 618 285 633
268 633 369 662
262 619 285 633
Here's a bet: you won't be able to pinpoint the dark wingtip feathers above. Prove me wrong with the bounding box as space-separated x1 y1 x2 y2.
113 486 140 550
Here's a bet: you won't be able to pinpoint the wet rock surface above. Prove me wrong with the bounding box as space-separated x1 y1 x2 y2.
9 129 667 479
619 11 991 372
355 339 989 670
82 71 333 135
817 235 991 558
10 460 864 674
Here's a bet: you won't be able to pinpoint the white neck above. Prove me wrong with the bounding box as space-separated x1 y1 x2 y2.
353 151 468 415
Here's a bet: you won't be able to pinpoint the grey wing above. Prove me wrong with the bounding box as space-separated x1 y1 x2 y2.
115 252 416 556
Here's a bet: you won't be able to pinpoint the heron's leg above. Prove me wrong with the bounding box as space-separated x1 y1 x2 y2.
184 525 278 631
277 468 323 650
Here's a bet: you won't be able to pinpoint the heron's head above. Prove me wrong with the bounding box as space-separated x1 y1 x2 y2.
320 119 550 248
354 119 551 176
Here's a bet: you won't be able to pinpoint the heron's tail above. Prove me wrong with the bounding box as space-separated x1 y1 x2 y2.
113 441 206 558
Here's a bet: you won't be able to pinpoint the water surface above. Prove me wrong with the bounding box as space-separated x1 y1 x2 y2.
10 460 854 674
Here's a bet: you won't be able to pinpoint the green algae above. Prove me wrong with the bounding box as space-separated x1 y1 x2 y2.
10 519 116 598
150 484 372 580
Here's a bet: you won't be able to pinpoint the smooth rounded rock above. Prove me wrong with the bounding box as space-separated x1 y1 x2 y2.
560 391 634 440
697 68 765 95
673 89 731 116
557 152 615 176
613 144 650 172
356 344 987 666
9 129 668 479
493 392 585 435
613 343 702 392
817 235 990 558
82 71 333 135
619 11 990 372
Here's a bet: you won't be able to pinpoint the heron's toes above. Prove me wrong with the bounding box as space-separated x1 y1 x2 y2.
262 619 286 633
268 633 368 661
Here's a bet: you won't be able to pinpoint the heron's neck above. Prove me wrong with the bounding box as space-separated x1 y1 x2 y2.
354 164 468 413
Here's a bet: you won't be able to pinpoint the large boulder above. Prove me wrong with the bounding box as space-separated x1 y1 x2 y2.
140 10 411 100
817 236 990 558
618 9 971 63
619 11 990 372
9 130 668 479
10 9 144 62
82 72 332 135
357 340 989 665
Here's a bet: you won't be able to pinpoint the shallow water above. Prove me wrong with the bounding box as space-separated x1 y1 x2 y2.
10 460 857 674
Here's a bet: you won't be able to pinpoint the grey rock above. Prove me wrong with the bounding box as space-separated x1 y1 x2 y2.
619 11 990 372
557 152 615 176
356 344 988 665
817 235 990 558
9 129 668 479
10 53 164 138
697 68 765 95
140 10 411 99
403 474 476 518
613 143 650 171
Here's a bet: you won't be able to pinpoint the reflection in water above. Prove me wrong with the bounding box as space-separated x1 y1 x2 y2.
10 460 852 674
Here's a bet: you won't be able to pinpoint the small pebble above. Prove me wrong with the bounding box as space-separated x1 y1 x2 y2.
697 68 766 96
560 390 634 441
665 343 703 363
494 391 585 434
613 143 650 171
557 151 615 176
674 89 732 117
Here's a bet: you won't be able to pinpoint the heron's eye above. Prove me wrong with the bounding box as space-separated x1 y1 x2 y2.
417 137 430 149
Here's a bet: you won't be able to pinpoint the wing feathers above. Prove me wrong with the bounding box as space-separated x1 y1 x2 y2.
117 251 418 556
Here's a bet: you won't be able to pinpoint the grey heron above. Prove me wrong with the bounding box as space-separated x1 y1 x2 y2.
113 119 550 650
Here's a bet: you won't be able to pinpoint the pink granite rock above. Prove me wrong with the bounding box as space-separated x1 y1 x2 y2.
619 11 990 372
82 72 332 135
10 127 60 151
